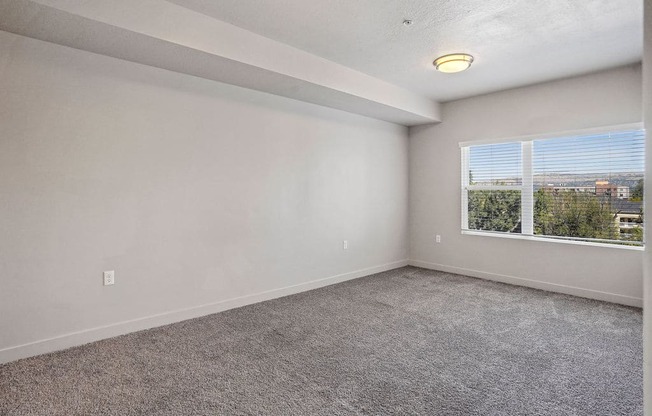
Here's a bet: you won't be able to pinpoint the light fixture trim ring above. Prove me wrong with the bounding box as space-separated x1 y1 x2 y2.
433 53 474 73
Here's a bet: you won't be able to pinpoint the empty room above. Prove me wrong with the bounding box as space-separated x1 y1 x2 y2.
1 0 651 415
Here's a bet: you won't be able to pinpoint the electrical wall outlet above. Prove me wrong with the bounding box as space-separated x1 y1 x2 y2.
103 270 115 286
436 235 441 243
343 240 348 250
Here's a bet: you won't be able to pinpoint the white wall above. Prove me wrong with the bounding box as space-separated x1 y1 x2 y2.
0 31 409 362
409 64 644 306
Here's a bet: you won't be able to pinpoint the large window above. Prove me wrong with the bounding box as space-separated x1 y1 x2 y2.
461 127 645 247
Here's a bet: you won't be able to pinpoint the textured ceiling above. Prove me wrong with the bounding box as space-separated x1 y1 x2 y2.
168 0 643 102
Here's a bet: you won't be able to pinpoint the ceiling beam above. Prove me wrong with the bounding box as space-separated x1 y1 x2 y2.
0 0 441 126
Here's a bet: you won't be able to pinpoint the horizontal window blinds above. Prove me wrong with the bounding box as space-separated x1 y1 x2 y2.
532 130 644 244
465 142 522 233
461 129 645 246
468 142 522 186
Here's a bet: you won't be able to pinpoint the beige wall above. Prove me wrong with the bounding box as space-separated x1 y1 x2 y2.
409 64 644 305
0 32 409 362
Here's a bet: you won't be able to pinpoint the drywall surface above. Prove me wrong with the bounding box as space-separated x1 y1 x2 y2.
643 0 651 413
0 0 441 125
0 31 409 361
409 64 644 306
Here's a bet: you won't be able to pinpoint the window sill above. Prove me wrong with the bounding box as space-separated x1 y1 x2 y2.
461 230 645 251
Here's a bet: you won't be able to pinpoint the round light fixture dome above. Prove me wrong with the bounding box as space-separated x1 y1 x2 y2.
433 53 474 73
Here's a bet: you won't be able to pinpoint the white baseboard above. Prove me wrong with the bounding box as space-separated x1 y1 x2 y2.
409 259 643 308
0 260 408 365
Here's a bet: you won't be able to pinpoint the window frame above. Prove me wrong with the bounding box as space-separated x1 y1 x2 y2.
459 123 645 250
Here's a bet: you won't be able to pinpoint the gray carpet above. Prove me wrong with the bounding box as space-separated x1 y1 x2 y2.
0 266 643 415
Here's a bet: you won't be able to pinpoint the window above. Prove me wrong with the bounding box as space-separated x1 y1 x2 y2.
460 126 645 247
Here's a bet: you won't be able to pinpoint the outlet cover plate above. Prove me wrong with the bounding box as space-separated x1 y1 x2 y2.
103 270 115 286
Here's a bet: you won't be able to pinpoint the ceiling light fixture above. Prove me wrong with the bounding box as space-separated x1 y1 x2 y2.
433 53 474 73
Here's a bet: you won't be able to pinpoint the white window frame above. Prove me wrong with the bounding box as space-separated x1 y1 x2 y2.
460 123 645 250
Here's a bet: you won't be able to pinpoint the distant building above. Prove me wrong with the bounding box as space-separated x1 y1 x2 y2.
595 181 630 199
611 199 643 237
542 185 594 194
542 180 629 199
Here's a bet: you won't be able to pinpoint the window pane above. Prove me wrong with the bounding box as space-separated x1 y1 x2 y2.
532 130 644 244
468 190 521 233
533 189 622 240
468 142 522 186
